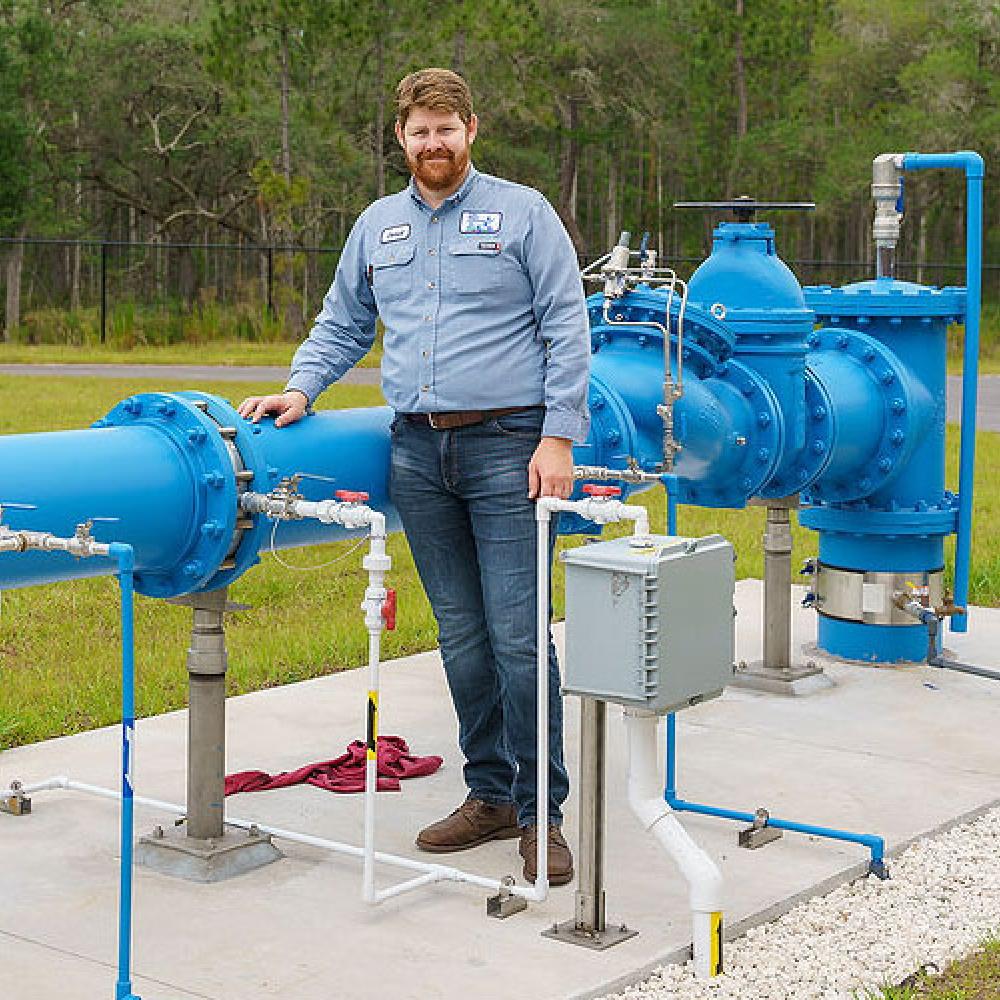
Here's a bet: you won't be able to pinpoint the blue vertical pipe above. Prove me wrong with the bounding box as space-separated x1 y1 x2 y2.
902 151 985 633
110 542 142 1000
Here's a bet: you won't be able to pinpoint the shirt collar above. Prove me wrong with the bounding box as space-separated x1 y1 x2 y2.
408 164 479 211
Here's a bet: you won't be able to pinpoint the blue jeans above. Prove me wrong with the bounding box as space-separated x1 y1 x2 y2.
389 408 569 827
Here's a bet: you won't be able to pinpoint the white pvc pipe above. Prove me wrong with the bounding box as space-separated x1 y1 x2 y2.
624 710 724 978
358 511 389 905
363 625 381 903
531 494 652 903
22 776 542 901
532 508 552 899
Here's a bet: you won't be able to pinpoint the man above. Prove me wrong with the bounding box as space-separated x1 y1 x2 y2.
238 68 589 886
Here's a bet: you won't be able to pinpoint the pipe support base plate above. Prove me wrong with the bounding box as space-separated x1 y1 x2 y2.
542 917 640 951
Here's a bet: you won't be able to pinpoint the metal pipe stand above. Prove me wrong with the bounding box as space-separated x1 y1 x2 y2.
731 499 831 696
543 699 637 949
135 588 282 881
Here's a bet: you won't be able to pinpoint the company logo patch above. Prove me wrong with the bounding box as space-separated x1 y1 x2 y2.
380 223 411 243
460 211 502 235
478 241 501 252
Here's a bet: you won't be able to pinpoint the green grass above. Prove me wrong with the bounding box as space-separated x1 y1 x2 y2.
0 300 384 367
948 305 1000 374
0 341 300 366
870 937 1000 999
0 338 382 368
0 376 998 750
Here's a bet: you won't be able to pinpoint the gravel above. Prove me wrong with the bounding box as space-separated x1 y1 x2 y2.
599 805 1000 1000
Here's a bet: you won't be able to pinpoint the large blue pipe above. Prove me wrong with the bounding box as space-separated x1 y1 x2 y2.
901 151 984 633
0 391 394 598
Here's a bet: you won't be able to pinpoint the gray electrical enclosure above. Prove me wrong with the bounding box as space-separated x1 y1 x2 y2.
561 533 735 713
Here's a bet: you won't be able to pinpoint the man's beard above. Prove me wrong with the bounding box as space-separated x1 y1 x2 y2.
407 145 470 192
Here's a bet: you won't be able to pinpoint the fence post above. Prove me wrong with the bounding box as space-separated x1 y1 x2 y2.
266 246 274 318
100 241 108 344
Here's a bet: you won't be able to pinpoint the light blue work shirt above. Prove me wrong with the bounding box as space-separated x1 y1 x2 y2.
286 165 591 442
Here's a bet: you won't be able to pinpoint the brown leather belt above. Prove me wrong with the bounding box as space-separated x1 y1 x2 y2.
403 405 542 431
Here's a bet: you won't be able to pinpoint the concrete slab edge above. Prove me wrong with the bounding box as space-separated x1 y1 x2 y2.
564 796 1000 1000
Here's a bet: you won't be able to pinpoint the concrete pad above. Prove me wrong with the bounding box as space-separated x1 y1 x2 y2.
2 580 999 1000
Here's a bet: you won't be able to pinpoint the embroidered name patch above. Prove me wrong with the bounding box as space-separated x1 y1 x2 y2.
460 211 502 235
380 223 411 243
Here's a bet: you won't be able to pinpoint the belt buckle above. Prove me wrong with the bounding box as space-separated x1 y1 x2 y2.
428 412 443 431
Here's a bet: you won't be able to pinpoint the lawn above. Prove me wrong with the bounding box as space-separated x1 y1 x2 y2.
876 937 1000 999
0 375 997 750
0 338 382 368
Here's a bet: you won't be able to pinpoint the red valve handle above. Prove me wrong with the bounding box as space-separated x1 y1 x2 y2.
381 588 397 631
335 489 370 503
582 484 621 497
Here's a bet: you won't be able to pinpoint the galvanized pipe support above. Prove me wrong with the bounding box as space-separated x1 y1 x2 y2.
184 587 232 841
731 501 828 696
136 587 281 881
543 698 638 950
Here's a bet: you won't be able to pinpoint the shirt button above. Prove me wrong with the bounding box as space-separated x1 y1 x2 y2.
428 248 436 255
431 217 439 224
423 315 431 322
428 281 436 289
421 385 429 392
422 350 429 358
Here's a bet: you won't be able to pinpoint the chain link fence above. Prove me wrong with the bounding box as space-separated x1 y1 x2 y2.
2 238 996 345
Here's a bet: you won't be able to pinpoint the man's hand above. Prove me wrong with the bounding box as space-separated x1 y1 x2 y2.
528 436 575 499
237 390 309 428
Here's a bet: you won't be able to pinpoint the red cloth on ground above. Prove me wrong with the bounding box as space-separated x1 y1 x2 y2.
224 735 443 795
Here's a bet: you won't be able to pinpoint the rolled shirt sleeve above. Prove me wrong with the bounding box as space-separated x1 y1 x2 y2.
285 213 379 405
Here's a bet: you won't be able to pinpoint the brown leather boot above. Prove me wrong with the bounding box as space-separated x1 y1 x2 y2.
519 824 574 886
415 797 520 853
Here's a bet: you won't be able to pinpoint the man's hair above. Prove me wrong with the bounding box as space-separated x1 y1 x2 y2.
396 68 474 129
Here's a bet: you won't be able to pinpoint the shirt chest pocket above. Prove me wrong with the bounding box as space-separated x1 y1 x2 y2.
447 241 503 295
371 243 415 304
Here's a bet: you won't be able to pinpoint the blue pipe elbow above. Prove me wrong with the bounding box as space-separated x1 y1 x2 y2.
903 151 984 178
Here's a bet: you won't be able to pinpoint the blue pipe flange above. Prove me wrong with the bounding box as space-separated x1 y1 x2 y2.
587 289 735 367
97 392 241 598
590 316 721 381
758 368 834 499
580 373 642 482
799 501 958 542
803 328 930 504
803 280 966 327
672 359 782 507
560 374 642 535
174 391 278 594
